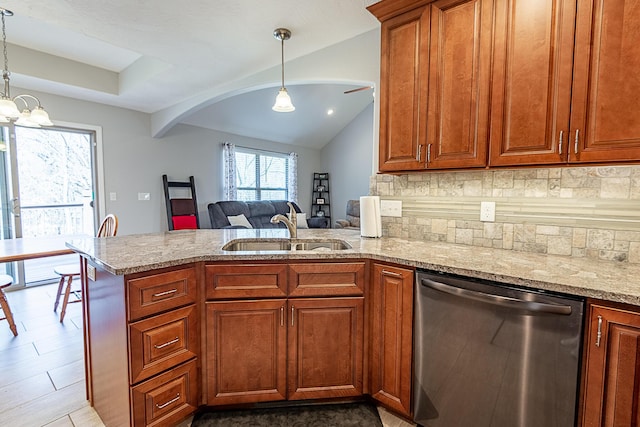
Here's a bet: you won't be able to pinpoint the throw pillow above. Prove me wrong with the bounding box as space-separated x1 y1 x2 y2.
227 214 253 228
289 212 309 229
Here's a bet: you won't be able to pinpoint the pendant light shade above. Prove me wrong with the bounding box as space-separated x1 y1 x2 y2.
273 88 295 113
272 28 295 113
0 7 53 127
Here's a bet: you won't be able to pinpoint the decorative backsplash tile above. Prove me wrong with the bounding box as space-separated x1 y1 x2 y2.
371 166 640 263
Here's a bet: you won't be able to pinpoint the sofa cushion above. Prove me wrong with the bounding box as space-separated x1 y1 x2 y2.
227 214 253 228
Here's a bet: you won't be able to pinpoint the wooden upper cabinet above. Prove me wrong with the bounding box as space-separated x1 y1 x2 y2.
378 5 430 172
374 0 494 172
569 0 640 163
489 0 576 166
426 0 492 169
373 0 640 170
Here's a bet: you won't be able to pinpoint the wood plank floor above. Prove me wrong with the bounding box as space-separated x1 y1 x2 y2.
0 282 414 427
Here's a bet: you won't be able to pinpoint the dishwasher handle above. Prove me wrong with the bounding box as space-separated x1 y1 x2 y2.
420 278 572 315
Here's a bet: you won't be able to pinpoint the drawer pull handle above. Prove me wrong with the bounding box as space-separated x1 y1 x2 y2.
382 270 402 277
291 305 295 327
596 315 603 347
152 289 178 298
156 393 180 409
154 337 180 349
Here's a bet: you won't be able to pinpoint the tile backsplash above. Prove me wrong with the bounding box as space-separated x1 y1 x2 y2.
371 166 640 263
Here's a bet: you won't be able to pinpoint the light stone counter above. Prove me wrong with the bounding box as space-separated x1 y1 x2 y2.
67 228 640 305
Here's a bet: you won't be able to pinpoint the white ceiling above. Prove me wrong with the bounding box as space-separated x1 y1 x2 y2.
1 1 381 148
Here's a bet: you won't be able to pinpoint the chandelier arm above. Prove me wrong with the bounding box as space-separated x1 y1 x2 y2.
14 94 43 108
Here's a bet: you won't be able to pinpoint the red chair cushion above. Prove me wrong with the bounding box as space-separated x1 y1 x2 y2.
172 215 198 230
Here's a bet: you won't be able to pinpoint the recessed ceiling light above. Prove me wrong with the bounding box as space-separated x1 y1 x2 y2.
327 109 334 116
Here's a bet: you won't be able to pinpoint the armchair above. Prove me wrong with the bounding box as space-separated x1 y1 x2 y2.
335 199 360 230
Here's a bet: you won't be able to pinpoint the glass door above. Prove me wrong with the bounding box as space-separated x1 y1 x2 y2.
0 124 98 286
0 126 16 279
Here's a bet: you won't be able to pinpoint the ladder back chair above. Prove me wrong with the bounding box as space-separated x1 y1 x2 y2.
162 174 200 230
54 214 118 322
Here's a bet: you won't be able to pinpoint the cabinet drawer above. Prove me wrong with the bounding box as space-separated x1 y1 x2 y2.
129 305 198 384
128 267 197 321
288 262 365 297
131 359 198 427
205 263 288 299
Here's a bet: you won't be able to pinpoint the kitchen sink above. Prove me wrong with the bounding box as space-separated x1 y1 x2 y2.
221 238 352 252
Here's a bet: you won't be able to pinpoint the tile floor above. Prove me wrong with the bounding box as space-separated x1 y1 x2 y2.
0 282 414 427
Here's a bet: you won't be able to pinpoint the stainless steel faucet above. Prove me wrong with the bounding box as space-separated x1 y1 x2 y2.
270 202 297 238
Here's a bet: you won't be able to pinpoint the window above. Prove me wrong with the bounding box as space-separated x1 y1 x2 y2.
235 148 290 201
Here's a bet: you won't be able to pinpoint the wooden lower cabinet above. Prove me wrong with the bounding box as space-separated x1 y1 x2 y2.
370 263 414 418
205 297 365 405
288 297 364 400
582 303 640 426
205 299 288 405
204 261 367 407
82 261 199 427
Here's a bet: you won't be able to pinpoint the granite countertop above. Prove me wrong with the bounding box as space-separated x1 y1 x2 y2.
66 228 640 306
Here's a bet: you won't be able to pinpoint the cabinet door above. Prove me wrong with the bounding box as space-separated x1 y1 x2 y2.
287 297 364 400
425 0 493 169
205 300 287 405
569 0 640 163
378 5 430 172
370 263 414 417
488 0 577 166
582 304 640 427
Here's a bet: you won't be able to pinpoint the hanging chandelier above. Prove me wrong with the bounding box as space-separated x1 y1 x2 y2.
0 7 52 127
272 28 295 113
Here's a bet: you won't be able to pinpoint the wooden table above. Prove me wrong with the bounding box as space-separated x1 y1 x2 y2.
0 236 76 263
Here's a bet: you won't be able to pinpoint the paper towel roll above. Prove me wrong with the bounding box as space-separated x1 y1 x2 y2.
360 196 382 238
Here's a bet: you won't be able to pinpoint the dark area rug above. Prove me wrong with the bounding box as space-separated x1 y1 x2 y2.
191 401 383 427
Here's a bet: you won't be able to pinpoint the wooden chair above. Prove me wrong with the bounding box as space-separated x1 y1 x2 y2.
163 174 200 230
53 214 118 322
0 274 18 336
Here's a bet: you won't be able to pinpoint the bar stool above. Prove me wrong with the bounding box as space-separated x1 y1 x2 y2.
0 274 17 336
54 214 118 322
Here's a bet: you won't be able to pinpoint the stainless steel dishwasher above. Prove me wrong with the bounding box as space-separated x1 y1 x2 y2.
414 270 584 427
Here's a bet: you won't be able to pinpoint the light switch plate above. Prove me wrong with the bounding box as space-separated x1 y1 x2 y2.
380 200 402 217
109 192 117 201
138 192 150 201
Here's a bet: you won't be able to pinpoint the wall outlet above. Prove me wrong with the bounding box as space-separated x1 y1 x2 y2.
138 192 150 201
380 200 402 217
480 201 496 222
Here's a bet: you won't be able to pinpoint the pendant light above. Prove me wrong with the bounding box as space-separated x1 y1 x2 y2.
272 28 295 113
0 7 53 127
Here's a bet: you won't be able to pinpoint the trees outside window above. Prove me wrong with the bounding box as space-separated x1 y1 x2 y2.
235 149 289 201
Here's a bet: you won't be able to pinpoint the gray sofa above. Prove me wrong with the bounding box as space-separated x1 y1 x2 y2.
208 200 329 229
